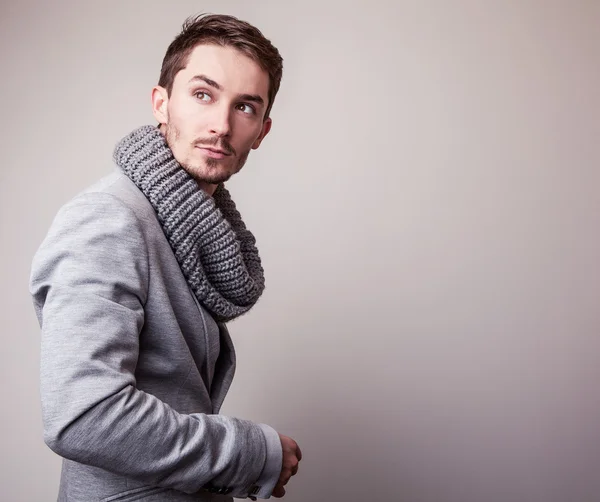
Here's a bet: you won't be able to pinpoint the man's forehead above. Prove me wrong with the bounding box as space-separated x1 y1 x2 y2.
178 44 269 96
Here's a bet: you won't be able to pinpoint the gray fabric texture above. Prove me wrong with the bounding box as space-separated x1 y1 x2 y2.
113 124 265 323
29 164 282 501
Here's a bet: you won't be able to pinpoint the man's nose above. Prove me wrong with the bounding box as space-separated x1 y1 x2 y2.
208 105 232 137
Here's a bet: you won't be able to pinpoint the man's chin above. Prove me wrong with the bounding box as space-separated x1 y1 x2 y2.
182 165 234 185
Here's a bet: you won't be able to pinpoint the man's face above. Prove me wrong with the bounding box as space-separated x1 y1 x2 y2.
153 44 272 186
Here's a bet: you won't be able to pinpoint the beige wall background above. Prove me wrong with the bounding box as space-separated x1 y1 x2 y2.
2 1 599 501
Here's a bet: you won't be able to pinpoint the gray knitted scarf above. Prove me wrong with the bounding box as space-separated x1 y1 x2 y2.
113 125 265 322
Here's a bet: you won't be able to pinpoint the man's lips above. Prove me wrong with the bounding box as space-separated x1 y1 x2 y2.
196 146 232 159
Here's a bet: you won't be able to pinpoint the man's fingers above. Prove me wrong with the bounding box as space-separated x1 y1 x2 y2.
275 433 301 497
282 468 294 484
272 484 286 498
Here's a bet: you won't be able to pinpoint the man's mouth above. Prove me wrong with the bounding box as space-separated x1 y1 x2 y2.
197 146 232 159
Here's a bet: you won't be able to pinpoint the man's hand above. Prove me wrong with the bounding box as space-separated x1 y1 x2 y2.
272 434 302 498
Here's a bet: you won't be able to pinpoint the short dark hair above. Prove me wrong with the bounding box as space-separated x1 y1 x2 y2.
158 13 284 120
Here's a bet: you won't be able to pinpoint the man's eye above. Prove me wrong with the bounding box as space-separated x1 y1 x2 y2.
237 103 255 115
195 91 211 101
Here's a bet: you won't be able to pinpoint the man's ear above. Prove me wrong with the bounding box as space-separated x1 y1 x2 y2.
151 86 169 124
252 117 272 150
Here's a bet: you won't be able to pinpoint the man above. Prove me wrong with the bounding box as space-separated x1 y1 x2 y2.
29 13 301 502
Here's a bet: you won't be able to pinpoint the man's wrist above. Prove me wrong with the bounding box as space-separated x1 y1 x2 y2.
246 423 283 499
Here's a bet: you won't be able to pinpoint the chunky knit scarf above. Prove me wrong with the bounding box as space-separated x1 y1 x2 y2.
113 125 265 322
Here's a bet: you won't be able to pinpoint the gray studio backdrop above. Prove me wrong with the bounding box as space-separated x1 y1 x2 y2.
2 1 599 501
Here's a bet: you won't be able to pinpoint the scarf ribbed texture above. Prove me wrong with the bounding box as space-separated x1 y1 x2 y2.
113 125 265 322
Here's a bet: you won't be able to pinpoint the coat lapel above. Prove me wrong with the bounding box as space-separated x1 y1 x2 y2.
210 322 236 414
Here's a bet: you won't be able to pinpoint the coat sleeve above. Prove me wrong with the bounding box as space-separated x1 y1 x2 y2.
29 192 282 498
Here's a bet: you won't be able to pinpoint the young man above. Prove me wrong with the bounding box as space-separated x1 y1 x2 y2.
30 14 301 502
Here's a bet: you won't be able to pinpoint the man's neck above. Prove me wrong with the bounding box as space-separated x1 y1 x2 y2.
197 181 218 197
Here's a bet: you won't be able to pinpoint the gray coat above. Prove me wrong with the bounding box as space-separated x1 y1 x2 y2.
30 172 282 502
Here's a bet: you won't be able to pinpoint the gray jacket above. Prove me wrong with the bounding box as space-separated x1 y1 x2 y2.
30 172 282 502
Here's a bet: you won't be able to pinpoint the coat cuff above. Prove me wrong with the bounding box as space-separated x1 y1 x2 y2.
247 424 282 499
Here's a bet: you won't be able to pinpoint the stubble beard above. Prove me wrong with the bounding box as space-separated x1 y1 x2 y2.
164 123 250 185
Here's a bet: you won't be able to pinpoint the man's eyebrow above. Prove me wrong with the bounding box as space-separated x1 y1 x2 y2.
239 94 265 106
189 74 222 90
189 74 265 107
